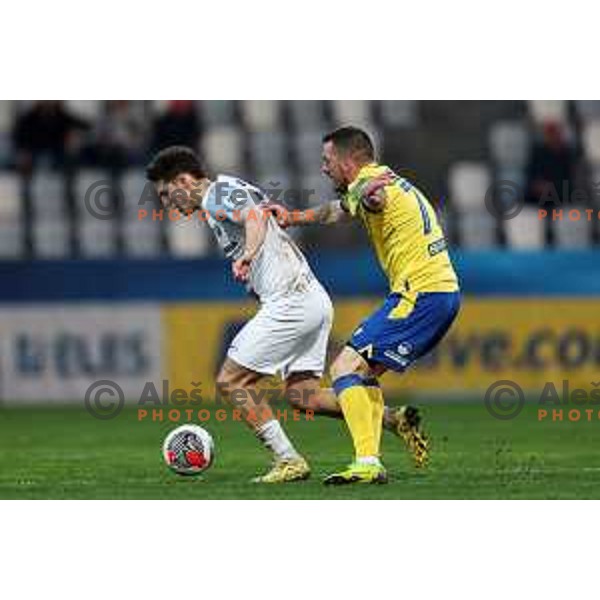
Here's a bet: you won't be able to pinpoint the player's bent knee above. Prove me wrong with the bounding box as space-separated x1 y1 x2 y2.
330 346 370 381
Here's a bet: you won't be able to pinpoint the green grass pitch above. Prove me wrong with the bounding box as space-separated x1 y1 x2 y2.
1 401 599 499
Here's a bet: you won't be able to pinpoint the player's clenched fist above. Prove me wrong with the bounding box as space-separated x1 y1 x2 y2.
232 256 251 282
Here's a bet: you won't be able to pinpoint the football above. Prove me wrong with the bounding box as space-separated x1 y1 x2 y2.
162 424 215 476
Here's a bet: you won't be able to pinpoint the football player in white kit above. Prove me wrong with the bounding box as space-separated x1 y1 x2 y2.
146 146 334 482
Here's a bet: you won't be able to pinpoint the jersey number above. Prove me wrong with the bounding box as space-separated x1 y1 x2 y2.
397 179 432 236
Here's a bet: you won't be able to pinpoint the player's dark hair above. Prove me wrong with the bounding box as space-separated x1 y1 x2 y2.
322 126 375 161
145 146 207 182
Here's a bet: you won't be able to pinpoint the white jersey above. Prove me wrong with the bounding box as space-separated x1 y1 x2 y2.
201 175 313 300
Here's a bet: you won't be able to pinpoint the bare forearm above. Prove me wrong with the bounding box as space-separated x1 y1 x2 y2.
297 200 350 226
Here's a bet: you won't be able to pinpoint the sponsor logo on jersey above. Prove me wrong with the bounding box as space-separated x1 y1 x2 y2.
428 237 447 257
397 342 413 356
383 350 410 368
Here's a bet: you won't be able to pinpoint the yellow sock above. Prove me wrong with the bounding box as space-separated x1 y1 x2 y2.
334 376 377 459
367 385 384 456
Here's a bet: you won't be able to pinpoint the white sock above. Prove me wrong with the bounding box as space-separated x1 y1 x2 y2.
256 419 300 461
357 456 382 467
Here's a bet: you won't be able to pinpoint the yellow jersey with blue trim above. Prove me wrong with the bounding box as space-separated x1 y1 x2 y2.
343 163 459 295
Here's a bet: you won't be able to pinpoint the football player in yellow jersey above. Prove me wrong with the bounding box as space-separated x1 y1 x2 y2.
270 127 460 484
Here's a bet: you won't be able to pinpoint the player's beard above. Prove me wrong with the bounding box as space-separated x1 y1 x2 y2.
334 182 348 196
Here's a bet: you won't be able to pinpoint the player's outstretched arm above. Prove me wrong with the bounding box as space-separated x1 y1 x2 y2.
262 200 351 228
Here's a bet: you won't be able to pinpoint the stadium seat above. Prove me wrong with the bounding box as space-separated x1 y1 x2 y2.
582 120 600 165
293 130 326 177
331 100 372 128
120 169 164 257
448 162 491 210
288 101 326 131
248 131 288 176
457 212 498 248
31 170 67 217
32 219 70 258
448 162 498 247
553 214 592 248
494 166 526 190
379 100 418 128
74 169 115 221
0 172 21 218
574 101 600 121
0 100 14 134
123 218 163 258
199 101 236 127
0 133 11 167
65 100 102 120
489 121 530 168
504 206 545 249
0 171 23 258
122 169 154 216
166 218 211 257
0 222 23 258
527 100 568 124
590 166 600 194
202 126 244 173
241 101 281 131
79 220 117 258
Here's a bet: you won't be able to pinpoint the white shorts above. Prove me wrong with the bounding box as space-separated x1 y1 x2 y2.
227 278 333 379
